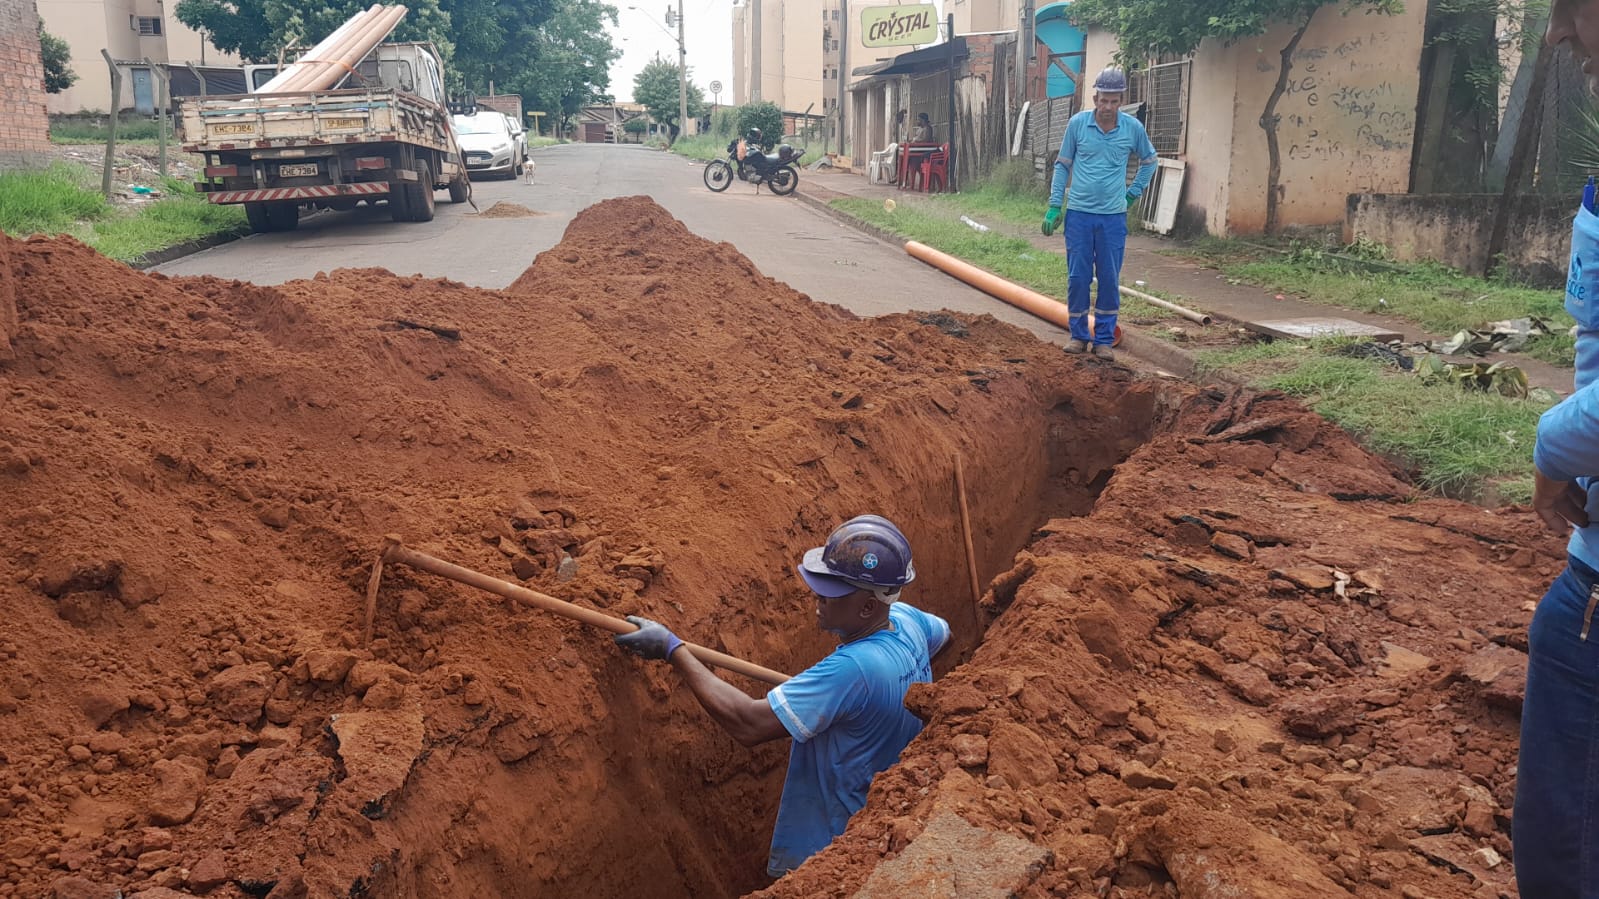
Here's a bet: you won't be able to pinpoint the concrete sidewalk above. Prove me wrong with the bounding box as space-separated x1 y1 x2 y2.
795 167 1572 395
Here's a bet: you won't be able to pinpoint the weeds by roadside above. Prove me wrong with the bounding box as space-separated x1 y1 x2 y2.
1196 338 1548 502
668 133 731 162
1 164 245 263
527 137 563 149
50 118 164 143
1181 237 1575 366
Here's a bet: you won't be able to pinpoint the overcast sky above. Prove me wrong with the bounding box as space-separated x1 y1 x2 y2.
605 1 949 105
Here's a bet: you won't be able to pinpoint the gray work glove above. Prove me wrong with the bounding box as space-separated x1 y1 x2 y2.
614 615 684 661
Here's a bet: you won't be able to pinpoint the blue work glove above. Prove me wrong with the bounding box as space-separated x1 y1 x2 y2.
1042 205 1062 236
614 615 684 661
1126 191 1139 210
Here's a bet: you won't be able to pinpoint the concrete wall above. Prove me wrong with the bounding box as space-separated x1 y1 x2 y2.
38 0 240 113
0 0 50 167
1347 193 1571 286
1220 6 1425 234
951 0 1017 35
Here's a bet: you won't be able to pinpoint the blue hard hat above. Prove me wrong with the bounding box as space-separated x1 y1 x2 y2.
1093 67 1128 93
797 514 916 597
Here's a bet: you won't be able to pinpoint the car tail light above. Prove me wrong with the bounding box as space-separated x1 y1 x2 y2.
355 156 389 170
204 165 238 177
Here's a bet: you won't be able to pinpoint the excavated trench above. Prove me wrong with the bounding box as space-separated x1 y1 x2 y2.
0 197 1551 899
363 376 1170 899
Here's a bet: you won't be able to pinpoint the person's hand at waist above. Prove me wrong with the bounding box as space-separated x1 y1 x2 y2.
614 615 685 661
1534 469 1590 534
1126 191 1139 209
1042 205 1061 236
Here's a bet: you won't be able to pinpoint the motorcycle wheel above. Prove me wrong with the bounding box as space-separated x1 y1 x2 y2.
769 165 798 196
703 160 733 192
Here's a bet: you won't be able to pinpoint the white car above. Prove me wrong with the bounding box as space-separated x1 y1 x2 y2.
452 112 520 179
502 113 527 161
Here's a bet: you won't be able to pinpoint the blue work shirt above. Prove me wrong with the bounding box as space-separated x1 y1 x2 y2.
1048 110 1158 215
1536 203 1599 570
763 602 950 876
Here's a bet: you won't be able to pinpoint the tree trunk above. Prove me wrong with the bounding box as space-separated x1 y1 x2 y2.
1261 8 1318 235
1486 42 1553 275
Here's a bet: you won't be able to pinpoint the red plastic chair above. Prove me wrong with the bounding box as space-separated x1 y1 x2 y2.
919 145 949 193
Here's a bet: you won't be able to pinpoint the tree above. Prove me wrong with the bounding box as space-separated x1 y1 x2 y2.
735 101 783 147
176 0 454 64
633 57 704 143
39 24 76 93
1070 0 1402 234
503 0 620 133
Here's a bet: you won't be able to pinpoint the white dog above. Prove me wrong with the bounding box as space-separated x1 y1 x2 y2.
521 159 536 185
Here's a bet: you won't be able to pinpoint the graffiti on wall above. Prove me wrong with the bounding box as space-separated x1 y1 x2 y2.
1255 27 1415 195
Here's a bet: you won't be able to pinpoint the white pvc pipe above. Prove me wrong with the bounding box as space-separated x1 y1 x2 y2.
1117 284 1212 325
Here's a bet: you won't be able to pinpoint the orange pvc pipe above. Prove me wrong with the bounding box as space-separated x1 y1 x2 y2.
905 240 1121 344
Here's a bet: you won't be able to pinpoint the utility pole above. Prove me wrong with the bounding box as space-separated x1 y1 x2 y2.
751 0 762 102
676 2 688 139
836 0 848 159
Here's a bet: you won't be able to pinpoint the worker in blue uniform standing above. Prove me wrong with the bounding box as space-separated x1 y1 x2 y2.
1041 67 1158 361
1517 3 1599 895
612 514 951 878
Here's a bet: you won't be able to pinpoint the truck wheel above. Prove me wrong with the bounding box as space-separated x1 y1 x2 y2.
406 161 436 222
245 202 273 233
388 182 412 222
448 171 470 204
266 203 299 231
245 202 299 233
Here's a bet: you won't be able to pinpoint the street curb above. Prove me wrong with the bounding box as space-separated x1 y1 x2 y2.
794 186 1206 378
134 228 250 270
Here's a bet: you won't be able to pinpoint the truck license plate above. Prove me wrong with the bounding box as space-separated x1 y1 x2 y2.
323 117 365 130
278 163 318 177
214 123 254 134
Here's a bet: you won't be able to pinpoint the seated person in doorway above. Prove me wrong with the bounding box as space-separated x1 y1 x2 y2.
911 112 934 143
612 514 951 877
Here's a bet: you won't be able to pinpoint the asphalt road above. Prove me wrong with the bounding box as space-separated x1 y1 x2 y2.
153 143 1067 344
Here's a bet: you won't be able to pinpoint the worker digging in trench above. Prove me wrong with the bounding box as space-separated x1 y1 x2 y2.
612 514 951 877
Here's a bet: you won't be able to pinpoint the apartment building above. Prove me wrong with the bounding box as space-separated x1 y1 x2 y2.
733 0 897 117
37 0 240 113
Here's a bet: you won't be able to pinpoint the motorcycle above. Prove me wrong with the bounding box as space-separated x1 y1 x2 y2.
703 140 804 196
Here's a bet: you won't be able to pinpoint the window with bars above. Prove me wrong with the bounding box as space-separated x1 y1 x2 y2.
132 15 162 35
1143 59 1190 157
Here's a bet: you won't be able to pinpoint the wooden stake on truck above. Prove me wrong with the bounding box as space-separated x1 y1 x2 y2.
177 8 472 233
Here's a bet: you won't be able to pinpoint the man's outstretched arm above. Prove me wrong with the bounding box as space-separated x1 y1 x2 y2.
669 647 789 747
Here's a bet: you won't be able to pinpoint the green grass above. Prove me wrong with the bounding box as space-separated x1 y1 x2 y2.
50 118 164 143
0 166 245 263
669 133 732 162
527 136 562 149
0 164 110 234
1198 340 1550 501
832 196 1170 321
84 178 247 263
1182 237 1576 365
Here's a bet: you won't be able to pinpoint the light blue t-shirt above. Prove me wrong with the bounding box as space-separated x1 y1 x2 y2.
1535 203 1599 570
1048 110 1158 215
763 602 950 876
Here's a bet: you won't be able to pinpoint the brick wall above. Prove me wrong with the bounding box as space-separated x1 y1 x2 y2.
0 0 51 169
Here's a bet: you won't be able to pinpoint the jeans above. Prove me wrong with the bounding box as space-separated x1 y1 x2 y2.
1515 555 1599 899
1064 210 1127 345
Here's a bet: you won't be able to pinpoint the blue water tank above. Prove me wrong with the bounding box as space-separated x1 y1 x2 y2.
1034 2 1086 100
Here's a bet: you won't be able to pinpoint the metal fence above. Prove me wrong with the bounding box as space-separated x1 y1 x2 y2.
1144 59 1190 157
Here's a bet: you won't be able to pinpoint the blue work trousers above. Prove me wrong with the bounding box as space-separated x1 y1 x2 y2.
1514 554 1599 898
1064 210 1126 345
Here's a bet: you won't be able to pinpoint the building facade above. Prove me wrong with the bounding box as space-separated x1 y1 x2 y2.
0 0 50 166
37 0 240 113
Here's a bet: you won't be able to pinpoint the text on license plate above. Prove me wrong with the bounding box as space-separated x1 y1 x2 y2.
323 117 365 130
278 163 318 177
213 123 254 134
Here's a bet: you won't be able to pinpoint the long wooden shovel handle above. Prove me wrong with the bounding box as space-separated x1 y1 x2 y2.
377 538 791 685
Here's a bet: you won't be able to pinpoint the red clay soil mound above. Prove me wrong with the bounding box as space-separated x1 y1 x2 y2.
0 197 1556 899
755 388 1558 899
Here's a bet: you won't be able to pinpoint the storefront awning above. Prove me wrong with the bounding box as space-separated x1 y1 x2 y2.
851 37 968 79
